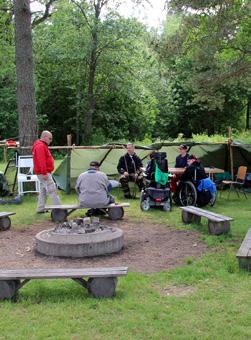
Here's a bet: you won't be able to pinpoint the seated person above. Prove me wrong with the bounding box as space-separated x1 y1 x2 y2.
174 155 208 206
175 144 189 168
171 144 189 193
180 154 207 182
145 151 156 181
117 143 144 198
145 151 168 187
75 161 115 209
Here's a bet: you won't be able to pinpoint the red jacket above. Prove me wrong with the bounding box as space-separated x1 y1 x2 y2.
32 140 54 175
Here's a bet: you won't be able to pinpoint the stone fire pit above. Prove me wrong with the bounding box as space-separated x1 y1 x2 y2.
35 217 124 257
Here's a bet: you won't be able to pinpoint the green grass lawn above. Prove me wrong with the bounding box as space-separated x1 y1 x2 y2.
0 182 251 339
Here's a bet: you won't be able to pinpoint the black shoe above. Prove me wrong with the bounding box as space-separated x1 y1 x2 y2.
36 210 49 214
86 209 94 217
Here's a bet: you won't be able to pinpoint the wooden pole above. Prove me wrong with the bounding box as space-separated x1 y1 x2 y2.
66 134 72 194
3 146 7 163
228 127 234 180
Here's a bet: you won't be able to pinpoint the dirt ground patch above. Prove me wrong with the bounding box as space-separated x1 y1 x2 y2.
0 219 208 273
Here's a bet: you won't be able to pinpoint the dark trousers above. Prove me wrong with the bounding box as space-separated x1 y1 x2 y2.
119 173 144 198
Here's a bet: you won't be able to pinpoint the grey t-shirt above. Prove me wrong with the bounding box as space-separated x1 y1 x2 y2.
75 169 110 208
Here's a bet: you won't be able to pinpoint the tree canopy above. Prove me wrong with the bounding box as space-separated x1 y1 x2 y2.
0 0 250 145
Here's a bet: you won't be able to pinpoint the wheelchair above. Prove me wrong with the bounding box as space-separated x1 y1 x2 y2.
140 152 172 212
174 179 217 207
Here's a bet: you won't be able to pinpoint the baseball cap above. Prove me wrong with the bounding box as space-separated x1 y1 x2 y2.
90 161 100 167
179 144 188 150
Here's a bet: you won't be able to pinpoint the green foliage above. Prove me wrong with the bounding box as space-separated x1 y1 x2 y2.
152 0 250 139
33 1 159 145
0 0 17 139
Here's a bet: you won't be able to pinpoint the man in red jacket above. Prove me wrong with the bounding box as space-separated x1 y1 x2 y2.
32 130 61 213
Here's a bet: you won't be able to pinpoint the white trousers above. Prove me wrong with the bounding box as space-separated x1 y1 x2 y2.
37 174 61 212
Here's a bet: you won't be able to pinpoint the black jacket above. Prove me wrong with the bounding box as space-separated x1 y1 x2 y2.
117 153 143 174
175 154 189 168
180 161 207 182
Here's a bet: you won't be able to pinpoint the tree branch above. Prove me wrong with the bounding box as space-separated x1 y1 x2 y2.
32 0 57 28
71 0 92 30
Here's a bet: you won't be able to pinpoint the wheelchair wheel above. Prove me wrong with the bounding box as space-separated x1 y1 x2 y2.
140 192 150 211
163 198 172 212
178 181 197 206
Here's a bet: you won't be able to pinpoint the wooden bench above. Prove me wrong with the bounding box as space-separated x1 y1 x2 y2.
0 267 128 301
180 206 233 235
236 228 251 271
45 203 130 222
0 212 16 231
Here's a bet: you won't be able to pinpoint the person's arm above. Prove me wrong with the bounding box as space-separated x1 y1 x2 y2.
75 176 81 194
135 155 143 173
102 173 111 192
117 156 125 174
180 166 193 181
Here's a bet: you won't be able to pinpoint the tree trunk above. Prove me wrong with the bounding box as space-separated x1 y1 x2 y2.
76 61 86 145
14 0 38 152
82 1 101 145
246 97 250 130
84 47 97 144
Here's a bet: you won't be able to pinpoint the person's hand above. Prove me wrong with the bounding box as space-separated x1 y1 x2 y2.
124 172 129 177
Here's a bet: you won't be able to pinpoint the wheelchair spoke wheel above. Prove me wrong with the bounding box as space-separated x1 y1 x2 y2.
178 181 197 206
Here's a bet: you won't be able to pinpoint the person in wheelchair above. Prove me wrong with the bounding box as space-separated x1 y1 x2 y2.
175 155 216 207
180 154 207 182
140 152 172 211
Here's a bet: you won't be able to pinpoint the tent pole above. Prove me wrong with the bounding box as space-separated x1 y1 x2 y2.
66 134 72 194
228 127 234 180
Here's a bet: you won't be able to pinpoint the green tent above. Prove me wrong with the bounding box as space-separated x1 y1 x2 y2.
53 142 251 192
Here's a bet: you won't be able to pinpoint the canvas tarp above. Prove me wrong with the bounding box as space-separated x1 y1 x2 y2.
53 142 251 192
53 145 153 191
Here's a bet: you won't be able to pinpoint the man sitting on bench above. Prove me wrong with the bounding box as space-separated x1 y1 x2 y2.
117 143 144 198
75 161 115 216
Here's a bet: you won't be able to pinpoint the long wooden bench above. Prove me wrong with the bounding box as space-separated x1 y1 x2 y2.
0 212 16 231
45 203 130 222
236 228 251 271
0 267 128 301
180 206 233 235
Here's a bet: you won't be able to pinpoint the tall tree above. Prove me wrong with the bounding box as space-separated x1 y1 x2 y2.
13 0 56 150
13 0 37 149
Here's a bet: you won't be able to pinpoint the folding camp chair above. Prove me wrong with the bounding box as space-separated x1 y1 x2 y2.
221 166 248 199
17 155 40 195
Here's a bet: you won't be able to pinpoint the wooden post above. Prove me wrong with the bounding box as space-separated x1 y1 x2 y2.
228 127 234 180
66 134 72 194
3 146 7 163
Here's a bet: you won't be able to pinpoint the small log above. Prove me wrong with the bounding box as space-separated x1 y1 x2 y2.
208 220 230 235
87 277 117 298
182 211 201 224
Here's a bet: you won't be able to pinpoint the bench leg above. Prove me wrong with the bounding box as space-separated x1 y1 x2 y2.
87 277 117 298
51 209 68 223
0 280 20 300
0 216 11 231
182 211 201 224
107 207 124 220
208 221 230 235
